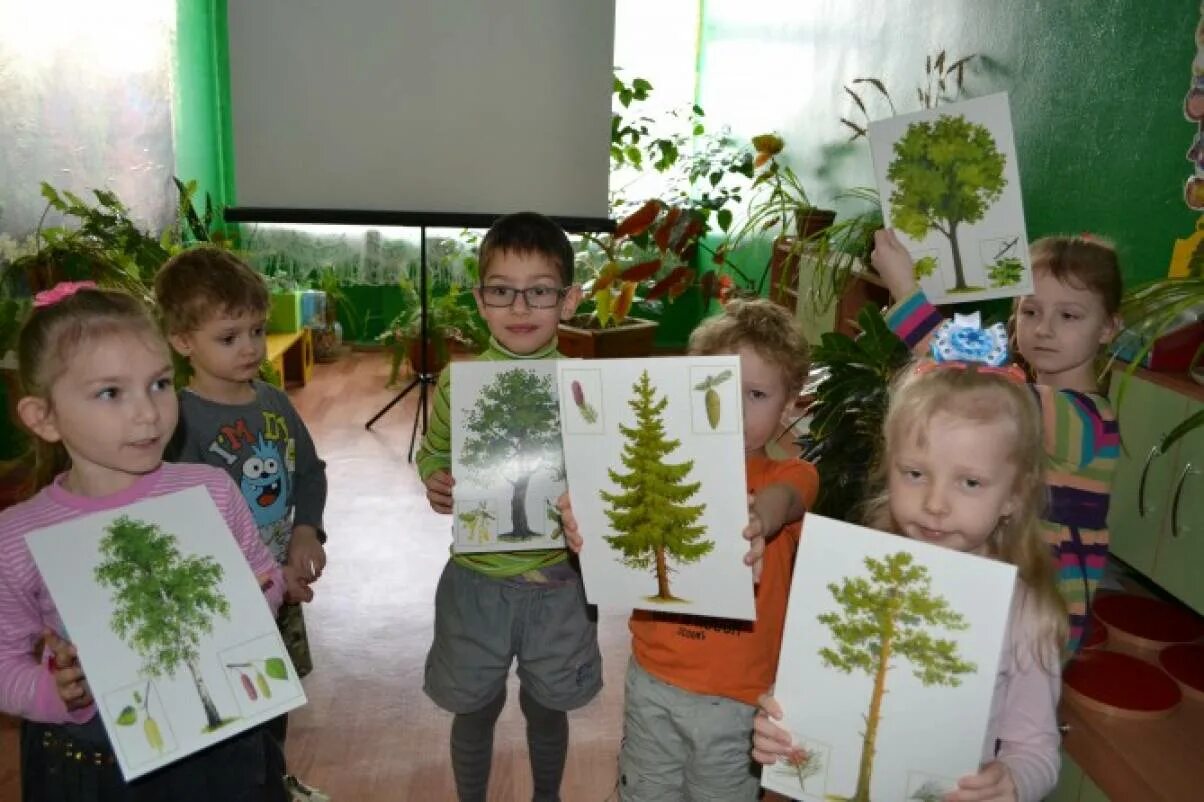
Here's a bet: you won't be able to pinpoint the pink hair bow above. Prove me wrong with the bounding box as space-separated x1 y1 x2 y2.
33 280 97 308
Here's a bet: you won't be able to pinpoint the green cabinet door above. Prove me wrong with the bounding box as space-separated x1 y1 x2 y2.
1151 399 1204 614
1108 374 1186 574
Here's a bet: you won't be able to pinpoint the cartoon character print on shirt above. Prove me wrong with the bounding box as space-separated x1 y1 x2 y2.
204 410 298 561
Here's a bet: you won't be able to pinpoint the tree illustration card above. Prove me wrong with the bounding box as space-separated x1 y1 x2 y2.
868 92 1033 304
557 356 755 620
763 515 1017 801
25 486 305 781
450 360 567 553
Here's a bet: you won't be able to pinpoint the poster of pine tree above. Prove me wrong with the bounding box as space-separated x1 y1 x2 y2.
557 356 755 620
763 515 1017 802
24 486 305 780
868 92 1033 304
450 360 568 553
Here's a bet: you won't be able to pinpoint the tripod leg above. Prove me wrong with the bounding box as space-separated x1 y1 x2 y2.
365 376 421 430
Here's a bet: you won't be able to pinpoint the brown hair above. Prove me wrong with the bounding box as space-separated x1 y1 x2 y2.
1027 235 1123 317
478 212 575 286
154 246 269 333
687 299 811 396
862 364 1067 666
15 286 165 495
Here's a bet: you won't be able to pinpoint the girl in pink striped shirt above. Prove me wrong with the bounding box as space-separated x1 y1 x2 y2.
0 284 287 801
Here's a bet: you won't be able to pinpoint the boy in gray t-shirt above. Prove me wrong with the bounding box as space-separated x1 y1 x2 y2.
157 246 329 802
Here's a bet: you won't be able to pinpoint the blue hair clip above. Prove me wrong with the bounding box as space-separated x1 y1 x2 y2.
930 313 1010 367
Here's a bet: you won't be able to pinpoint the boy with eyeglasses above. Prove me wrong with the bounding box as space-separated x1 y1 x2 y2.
416 211 600 802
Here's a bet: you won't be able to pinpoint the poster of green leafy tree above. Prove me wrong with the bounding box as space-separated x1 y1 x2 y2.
868 92 1033 304
762 515 1016 802
450 360 568 553
556 356 754 620
25 486 304 780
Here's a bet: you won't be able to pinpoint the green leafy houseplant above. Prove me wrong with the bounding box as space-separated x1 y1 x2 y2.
796 304 911 520
377 278 488 386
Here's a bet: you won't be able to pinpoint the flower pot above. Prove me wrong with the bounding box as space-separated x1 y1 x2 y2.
796 208 837 239
407 336 451 375
557 316 659 359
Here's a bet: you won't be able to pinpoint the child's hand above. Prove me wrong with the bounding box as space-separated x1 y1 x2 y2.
424 470 455 514
743 495 767 583
871 228 919 301
282 563 315 604
944 761 1016 802
751 692 793 766
556 492 583 554
43 629 92 711
288 525 326 583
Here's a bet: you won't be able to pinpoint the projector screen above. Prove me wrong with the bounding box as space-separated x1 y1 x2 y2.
226 0 615 227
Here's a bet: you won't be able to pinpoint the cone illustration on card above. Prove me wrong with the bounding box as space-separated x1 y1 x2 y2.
693 369 732 429
95 516 233 732
888 115 1005 292
461 369 562 540
601 370 710 602
818 551 974 802
116 683 164 752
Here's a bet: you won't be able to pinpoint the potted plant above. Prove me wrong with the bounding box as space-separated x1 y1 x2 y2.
311 266 351 362
377 278 488 386
796 304 911 520
560 200 714 359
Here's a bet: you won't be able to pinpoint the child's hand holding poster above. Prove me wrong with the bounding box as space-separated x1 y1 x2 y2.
868 92 1033 304
557 356 754 620
26 487 305 780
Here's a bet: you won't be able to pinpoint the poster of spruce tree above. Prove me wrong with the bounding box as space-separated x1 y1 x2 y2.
25 486 304 780
762 515 1016 802
868 92 1033 304
450 360 568 553
556 356 754 620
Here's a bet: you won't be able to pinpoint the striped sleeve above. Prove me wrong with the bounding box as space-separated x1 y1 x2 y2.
415 365 454 481
1029 386 1119 471
885 288 945 352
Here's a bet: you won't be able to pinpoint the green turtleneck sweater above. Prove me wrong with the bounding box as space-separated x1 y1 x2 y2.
416 337 569 578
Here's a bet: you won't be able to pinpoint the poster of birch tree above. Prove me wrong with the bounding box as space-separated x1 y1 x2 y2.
25 486 304 780
557 356 754 620
868 92 1033 304
763 515 1016 801
450 360 567 552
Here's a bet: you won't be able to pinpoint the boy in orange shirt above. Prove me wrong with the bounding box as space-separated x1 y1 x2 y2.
563 299 818 800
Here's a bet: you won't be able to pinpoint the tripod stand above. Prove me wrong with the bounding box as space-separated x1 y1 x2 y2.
365 225 437 462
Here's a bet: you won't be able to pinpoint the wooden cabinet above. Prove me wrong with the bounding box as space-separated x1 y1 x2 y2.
1108 371 1204 613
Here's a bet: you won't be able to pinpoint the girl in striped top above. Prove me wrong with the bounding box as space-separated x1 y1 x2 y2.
0 283 287 801
873 231 1123 654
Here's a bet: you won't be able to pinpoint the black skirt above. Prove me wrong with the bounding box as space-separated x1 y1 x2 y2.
20 717 287 802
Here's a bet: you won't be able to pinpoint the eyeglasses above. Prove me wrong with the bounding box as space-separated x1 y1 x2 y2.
477 285 569 308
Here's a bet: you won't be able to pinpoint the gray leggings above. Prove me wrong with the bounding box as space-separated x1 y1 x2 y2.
450 685 569 802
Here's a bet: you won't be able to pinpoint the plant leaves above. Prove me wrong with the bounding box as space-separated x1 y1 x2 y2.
117 705 137 726
264 656 289 681
619 258 662 283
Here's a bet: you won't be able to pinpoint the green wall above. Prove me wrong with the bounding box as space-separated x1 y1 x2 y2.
699 0 1198 288
174 0 236 218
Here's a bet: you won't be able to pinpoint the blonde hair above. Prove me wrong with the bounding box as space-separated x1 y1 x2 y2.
15 285 166 496
687 299 810 396
863 364 1067 664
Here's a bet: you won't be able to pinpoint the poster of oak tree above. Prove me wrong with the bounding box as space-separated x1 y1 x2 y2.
557 356 754 620
25 486 304 780
868 92 1033 304
450 360 568 553
764 515 1016 802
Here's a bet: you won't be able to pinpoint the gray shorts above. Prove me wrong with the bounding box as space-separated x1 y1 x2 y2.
423 559 602 714
618 659 760 802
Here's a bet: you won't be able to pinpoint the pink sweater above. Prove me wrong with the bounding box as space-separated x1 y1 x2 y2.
0 463 283 724
985 581 1063 802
